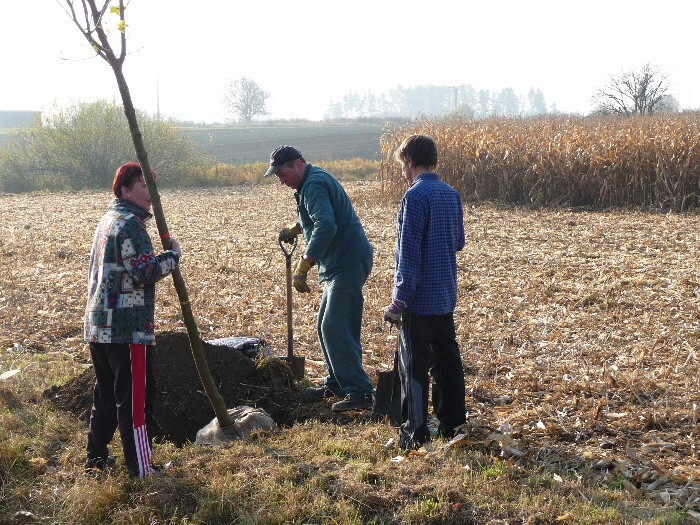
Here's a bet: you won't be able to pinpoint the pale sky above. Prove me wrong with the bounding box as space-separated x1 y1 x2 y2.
3 1 699 122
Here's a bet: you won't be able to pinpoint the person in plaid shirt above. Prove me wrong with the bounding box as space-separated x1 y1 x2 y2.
383 135 467 451
84 162 181 478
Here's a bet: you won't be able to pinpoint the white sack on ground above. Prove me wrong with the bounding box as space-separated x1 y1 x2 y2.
195 406 278 445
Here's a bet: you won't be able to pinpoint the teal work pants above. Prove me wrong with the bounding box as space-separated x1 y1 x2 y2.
317 255 374 396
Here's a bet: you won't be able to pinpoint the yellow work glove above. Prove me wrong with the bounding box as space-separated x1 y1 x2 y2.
293 258 312 293
278 222 302 244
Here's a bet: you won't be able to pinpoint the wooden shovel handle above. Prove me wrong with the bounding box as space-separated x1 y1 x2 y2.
279 238 298 358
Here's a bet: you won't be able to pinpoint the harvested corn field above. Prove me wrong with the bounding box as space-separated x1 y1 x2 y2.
381 115 700 209
1 181 699 519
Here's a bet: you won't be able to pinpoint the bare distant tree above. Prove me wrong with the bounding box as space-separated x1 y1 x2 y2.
493 88 520 117
656 94 680 113
592 63 672 116
224 77 269 122
526 88 547 116
476 89 491 118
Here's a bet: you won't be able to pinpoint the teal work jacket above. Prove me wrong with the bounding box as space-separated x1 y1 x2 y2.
294 164 372 281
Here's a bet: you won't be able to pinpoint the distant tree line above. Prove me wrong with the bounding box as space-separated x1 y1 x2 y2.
325 85 550 120
221 64 683 124
325 64 685 120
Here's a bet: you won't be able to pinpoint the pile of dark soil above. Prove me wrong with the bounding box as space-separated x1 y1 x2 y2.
43 331 358 445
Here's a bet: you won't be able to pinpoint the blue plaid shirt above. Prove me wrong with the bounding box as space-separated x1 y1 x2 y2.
393 173 465 316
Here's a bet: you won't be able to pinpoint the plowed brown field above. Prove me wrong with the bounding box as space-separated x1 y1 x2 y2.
1 180 699 508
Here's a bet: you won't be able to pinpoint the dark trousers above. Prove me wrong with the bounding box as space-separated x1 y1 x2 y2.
397 312 466 449
86 342 156 477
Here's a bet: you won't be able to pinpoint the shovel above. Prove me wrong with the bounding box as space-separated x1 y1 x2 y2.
278 237 306 380
372 337 402 425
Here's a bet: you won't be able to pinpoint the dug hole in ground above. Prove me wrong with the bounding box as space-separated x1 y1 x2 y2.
43 331 380 446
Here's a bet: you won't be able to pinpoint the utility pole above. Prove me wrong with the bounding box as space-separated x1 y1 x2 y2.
447 84 467 109
156 79 160 119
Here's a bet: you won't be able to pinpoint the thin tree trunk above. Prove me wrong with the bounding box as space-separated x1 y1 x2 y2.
113 64 233 428
70 0 233 428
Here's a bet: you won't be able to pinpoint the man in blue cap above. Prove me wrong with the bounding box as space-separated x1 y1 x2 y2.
265 146 375 412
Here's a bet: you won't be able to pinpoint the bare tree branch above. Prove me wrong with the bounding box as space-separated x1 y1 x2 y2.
592 63 671 116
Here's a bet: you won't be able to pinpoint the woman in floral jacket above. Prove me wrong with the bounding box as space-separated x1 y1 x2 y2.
84 161 181 478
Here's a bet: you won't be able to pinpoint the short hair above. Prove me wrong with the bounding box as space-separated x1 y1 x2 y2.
394 134 438 169
112 162 156 197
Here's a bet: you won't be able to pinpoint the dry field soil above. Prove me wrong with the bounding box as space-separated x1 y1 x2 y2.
1 180 699 515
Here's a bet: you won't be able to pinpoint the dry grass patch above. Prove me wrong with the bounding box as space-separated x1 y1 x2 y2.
1 182 699 523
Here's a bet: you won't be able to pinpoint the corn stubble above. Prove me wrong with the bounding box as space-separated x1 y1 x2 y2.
1 128 699 523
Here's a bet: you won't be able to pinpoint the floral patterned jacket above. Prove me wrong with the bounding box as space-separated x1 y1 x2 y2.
84 198 180 345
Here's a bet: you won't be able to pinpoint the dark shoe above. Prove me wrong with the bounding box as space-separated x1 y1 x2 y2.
128 464 162 479
84 455 116 469
436 428 455 440
303 385 341 400
437 421 466 440
331 393 374 412
84 455 116 476
399 438 428 452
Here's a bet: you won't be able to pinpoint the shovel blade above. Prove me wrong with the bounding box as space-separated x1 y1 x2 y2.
372 368 402 425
